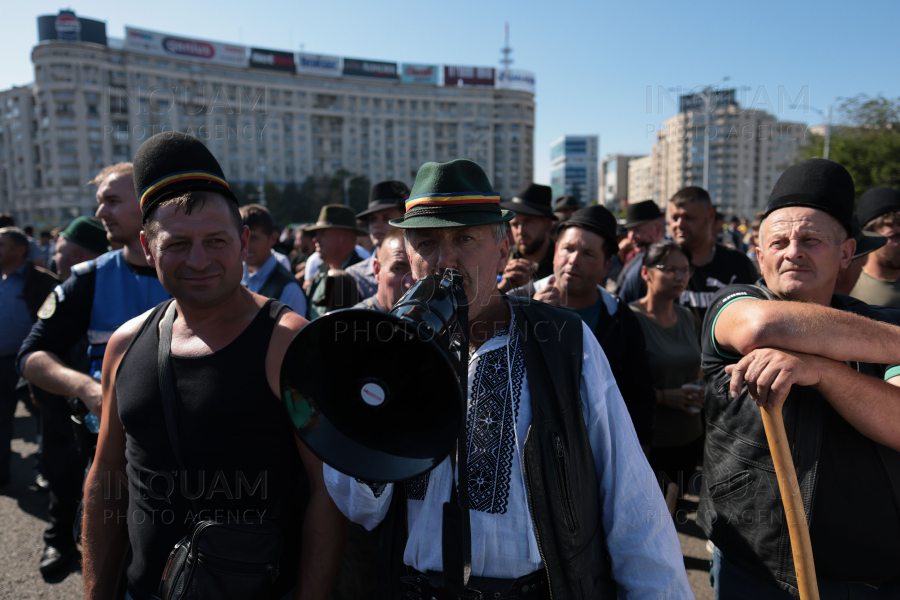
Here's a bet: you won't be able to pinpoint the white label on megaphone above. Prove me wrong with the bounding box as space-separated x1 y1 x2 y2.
361 382 386 406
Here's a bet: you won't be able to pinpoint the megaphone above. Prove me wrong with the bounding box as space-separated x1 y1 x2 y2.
280 269 467 482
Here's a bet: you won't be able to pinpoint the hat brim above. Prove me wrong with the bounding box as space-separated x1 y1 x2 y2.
390 209 515 229
499 201 557 220
305 223 369 236
623 217 661 229
559 219 616 243
854 229 887 259
356 201 405 220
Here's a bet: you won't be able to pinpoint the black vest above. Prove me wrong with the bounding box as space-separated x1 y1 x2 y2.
258 262 306 318
375 297 616 599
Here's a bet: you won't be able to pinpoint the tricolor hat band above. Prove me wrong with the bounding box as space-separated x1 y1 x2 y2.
140 170 231 209
406 191 500 212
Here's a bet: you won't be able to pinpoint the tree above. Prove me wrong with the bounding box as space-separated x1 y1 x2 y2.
801 94 900 197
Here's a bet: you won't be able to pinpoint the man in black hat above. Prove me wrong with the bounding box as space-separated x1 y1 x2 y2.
346 181 410 300
552 194 580 221
52 216 108 281
325 159 692 599
835 217 887 295
700 158 900 597
306 204 368 320
616 200 665 300
81 132 346 600
851 187 900 308
510 205 656 452
497 183 557 292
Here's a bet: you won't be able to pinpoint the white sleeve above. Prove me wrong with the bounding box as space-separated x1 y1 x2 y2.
578 321 692 599
323 465 394 531
304 252 322 282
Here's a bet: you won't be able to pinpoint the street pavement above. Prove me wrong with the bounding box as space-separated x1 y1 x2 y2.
1 400 714 599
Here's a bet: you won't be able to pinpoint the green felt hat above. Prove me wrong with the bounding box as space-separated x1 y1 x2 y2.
60 216 109 254
390 159 514 229
305 204 368 236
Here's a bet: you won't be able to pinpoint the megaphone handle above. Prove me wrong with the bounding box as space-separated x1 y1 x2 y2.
442 286 472 592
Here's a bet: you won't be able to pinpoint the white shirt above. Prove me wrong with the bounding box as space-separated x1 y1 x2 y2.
325 305 692 598
303 245 371 282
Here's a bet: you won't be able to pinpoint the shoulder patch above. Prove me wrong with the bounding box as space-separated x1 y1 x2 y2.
37 292 57 320
72 259 97 276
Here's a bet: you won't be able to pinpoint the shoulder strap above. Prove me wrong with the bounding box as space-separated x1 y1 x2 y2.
157 300 200 514
877 445 900 519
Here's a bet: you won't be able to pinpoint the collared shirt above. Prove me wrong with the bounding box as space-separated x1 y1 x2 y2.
345 254 378 300
304 245 372 283
242 254 307 316
325 303 692 596
0 262 33 356
353 295 385 312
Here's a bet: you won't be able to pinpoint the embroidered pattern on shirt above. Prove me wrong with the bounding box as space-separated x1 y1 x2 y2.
407 472 430 501
465 325 523 514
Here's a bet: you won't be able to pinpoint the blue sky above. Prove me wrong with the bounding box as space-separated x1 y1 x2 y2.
4 0 899 184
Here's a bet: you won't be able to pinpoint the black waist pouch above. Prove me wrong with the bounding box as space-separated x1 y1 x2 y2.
160 519 283 600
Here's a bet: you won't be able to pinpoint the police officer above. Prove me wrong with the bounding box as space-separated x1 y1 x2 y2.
16 163 170 573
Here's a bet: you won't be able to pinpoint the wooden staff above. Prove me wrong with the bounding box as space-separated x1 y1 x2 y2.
759 394 820 600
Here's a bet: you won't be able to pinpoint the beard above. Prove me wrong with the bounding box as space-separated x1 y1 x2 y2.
877 251 900 272
516 235 546 257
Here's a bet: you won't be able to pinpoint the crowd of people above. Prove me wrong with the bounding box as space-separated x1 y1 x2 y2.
1 129 899 600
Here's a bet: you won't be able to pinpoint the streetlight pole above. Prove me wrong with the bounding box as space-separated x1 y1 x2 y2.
823 104 832 160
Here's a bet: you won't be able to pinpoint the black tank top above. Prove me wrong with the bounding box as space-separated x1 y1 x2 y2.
116 299 305 598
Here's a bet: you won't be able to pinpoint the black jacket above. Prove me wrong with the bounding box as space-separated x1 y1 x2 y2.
22 261 60 322
375 298 616 599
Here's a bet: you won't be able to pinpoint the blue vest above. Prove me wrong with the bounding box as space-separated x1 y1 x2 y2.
72 249 170 376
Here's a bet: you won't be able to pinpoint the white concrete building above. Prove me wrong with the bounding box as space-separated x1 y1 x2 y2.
0 11 535 226
629 90 807 216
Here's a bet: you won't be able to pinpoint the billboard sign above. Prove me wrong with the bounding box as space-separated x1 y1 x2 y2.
125 27 248 67
680 89 736 113
400 63 438 85
37 11 108 45
249 47 295 72
496 69 536 93
343 58 398 80
443 66 495 88
295 53 342 77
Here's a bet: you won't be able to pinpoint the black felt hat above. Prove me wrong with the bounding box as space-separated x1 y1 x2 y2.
390 159 512 229
857 187 900 228
559 205 618 243
133 132 237 223
553 195 580 212
60 216 108 254
624 200 664 228
501 183 557 220
763 158 854 234
850 215 887 259
357 180 411 220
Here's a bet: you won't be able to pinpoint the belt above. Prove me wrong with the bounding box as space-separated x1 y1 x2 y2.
402 568 549 600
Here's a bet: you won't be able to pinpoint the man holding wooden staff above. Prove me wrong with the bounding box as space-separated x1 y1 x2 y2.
699 158 900 598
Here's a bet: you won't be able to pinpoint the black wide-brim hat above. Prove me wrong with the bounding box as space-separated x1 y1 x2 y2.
857 186 900 228
553 195 580 212
851 216 887 259
763 158 854 235
390 159 513 229
306 204 368 236
500 183 557 220
133 131 238 223
624 199 664 228
357 180 410 220
558 205 617 242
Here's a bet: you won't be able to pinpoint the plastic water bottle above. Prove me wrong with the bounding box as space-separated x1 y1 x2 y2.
85 413 101 434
